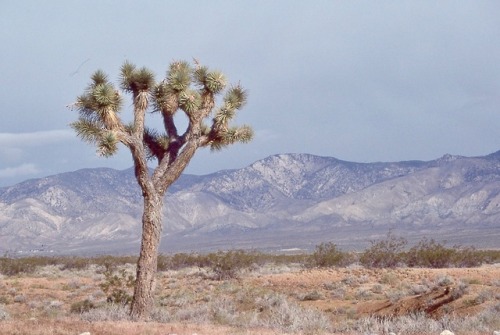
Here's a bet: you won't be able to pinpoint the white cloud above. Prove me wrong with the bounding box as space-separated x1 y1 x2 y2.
0 130 75 147
0 163 40 179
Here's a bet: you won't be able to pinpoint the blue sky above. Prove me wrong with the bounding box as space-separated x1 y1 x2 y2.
1 1 499 187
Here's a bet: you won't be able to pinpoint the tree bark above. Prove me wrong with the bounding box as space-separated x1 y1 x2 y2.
129 191 163 320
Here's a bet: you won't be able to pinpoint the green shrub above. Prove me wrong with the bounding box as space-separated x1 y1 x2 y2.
92 255 136 273
70 299 96 313
478 249 500 264
158 250 310 273
59 257 91 271
0 256 58 276
451 245 484 268
99 268 135 305
406 238 457 268
405 238 490 268
157 252 205 271
310 242 350 268
208 250 257 280
359 232 407 268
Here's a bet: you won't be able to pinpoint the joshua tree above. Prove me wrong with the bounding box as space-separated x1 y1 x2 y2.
69 60 253 319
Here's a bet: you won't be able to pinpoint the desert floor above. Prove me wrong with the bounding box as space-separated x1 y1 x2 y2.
1 263 499 335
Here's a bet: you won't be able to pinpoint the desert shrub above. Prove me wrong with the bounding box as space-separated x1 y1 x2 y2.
99 268 135 305
207 250 258 280
371 284 384 294
59 257 91 271
0 255 139 276
92 255 136 273
347 307 500 334
0 256 57 276
301 291 323 301
70 299 95 313
160 250 266 279
341 275 360 287
409 284 428 295
80 303 130 322
359 232 407 268
266 253 310 265
0 304 8 320
406 238 457 268
157 253 201 271
473 290 491 305
355 288 373 300
386 290 405 303
380 271 398 285
256 293 332 333
310 242 351 267
478 249 500 264
451 245 485 267
13 295 26 303
435 275 454 287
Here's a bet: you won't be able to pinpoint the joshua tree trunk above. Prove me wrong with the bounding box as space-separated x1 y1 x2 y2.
130 191 163 319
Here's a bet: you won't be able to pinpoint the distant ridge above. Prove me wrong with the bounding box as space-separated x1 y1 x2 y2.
1 151 499 255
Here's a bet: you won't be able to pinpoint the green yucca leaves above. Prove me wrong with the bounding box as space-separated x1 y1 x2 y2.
134 67 155 91
70 119 102 144
193 65 209 86
120 61 155 93
209 124 254 151
224 85 247 109
91 70 108 87
92 84 120 108
214 107 235 128
204 70 226 93
178 90 200 115
71 59 252 161
234 125 253 143
97 131 119 157
167 61 191 91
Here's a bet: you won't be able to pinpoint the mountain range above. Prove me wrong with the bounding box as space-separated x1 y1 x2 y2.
1 151 499 255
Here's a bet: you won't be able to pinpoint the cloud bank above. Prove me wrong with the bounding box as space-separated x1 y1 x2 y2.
0 163 40 179
0 130 75 184
0 130 74 147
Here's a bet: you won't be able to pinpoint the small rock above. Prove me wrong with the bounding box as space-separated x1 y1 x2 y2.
493 331 500 335
79 332 91 335
440 331 455 335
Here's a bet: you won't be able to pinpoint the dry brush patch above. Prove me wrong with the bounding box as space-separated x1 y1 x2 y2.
0 259 499 334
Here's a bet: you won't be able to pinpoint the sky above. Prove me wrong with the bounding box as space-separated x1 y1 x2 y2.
1 1 499 187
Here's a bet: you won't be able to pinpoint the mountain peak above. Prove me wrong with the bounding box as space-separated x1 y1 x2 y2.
1 151 499 254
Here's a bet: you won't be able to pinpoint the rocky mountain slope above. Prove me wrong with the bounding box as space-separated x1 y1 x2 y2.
1 151 499 254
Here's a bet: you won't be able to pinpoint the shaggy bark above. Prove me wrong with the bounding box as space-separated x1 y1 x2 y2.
130 191 163 319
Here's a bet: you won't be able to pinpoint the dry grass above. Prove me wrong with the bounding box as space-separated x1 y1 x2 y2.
0 260 499 334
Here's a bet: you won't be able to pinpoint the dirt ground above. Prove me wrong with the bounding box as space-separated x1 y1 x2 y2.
0 264 499 334
251 265 500 317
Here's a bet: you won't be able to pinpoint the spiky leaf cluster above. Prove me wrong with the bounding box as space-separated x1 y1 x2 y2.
71 59 253 163
120 61 155 93
210 125 254 151
212 85 247 132
97 131 119 157
71 70 124 156
167 61 191 91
